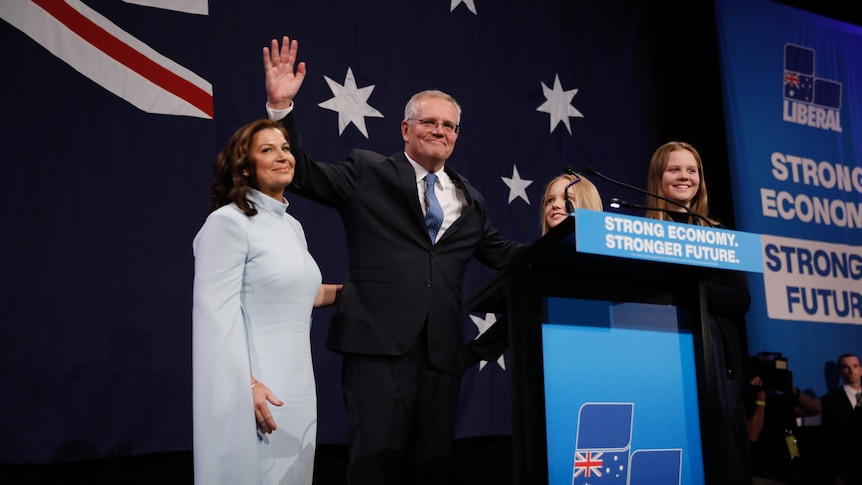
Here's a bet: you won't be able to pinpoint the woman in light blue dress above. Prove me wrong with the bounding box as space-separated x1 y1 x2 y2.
192 119 340 484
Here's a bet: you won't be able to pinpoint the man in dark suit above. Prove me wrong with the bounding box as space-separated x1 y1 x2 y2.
821 353 862 485
263 36 526 484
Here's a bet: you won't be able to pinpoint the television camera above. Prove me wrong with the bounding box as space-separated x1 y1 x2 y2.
747 351 793 395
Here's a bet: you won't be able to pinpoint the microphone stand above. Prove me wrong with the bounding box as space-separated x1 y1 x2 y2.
585 166 716 227
608 198 715 227
562 165 582 216
564 179 581 216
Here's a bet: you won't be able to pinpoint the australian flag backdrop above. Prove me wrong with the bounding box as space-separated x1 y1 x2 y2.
1 0 734 464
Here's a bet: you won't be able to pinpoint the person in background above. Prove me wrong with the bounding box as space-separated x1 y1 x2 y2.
820 353 862 485
746 354 822 485
540 171 603 235
644 140 753 485
263 36 527 484
192 119 341 484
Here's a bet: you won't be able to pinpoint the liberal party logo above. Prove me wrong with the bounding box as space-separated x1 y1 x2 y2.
572 403 682 485
783 43 842 132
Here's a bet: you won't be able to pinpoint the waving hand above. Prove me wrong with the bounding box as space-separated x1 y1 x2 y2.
263 36 306 111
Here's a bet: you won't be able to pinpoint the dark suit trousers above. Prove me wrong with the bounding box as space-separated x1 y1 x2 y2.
341 326 461 485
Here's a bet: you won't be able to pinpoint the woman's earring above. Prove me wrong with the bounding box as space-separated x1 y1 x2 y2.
242 170 250 177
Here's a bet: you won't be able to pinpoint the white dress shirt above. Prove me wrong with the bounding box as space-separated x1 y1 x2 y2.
405 156 467 243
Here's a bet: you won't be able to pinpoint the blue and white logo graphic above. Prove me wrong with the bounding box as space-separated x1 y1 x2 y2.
572 403 682 485
782 43 842 132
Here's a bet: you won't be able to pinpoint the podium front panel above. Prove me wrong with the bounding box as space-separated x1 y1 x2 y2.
541 297 706 485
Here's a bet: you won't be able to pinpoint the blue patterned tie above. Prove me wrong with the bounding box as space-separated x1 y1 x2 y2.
424 173 444 243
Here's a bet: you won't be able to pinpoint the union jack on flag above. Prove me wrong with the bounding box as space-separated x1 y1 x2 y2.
573 451 604 478
0 0 213 118
784 71 801 89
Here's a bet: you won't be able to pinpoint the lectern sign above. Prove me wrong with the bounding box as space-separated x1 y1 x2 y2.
574 209 764 273
544 301 702 484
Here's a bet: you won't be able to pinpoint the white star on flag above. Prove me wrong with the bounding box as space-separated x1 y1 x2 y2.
318 67 383 138
502 165 533 204
450 0 477 14
536 73 583 134
469 313 505 370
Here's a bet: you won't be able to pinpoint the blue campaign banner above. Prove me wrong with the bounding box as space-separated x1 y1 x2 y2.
574 209 764 273
715 0 862 395
543 298 704 485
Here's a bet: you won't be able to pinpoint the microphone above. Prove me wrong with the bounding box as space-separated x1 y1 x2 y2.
584 166 715 227
562 165 582 216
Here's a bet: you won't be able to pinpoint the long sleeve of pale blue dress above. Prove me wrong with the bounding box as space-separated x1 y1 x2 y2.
192 189 322 485
192 205 259 484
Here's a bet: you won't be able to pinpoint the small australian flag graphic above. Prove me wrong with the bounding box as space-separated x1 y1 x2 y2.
784 44 814 102
572 403 683 485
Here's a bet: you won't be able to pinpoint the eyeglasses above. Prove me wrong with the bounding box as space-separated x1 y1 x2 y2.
407 118 460 134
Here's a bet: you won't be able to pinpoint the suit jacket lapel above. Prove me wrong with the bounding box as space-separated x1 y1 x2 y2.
441 167 475 240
